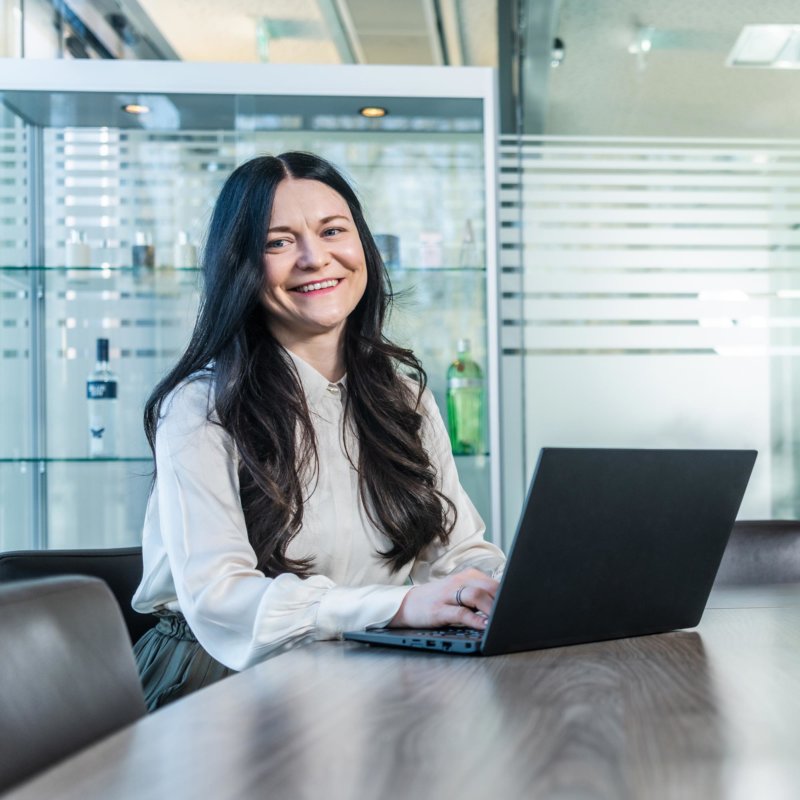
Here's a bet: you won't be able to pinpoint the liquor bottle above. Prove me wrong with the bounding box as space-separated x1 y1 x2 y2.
446 339 484 455
87 338 118 458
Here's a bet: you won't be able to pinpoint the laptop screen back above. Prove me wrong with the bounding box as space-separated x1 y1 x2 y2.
481 448 756 655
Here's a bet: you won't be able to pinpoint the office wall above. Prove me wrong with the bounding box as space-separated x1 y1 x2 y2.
499 135 800 528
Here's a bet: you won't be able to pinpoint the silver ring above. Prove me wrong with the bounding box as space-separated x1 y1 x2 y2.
455 585 467 607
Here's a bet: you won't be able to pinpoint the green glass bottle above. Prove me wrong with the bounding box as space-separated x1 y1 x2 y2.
446 338 484 455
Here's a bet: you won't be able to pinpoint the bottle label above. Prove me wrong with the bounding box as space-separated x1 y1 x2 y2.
447 378 483 390
87 380 118 399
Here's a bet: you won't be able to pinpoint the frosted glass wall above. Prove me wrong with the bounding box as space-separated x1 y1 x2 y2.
499 135 800 538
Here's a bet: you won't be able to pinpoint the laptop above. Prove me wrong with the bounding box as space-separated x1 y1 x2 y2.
344 447 756 655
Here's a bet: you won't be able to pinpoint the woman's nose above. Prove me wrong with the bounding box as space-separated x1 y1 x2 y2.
296 236 329 270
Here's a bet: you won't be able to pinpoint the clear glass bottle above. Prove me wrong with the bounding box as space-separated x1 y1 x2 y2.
446 338 484 455
87 338 118 458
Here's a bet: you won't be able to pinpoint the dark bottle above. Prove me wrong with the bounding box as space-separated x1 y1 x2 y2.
87 338 118 457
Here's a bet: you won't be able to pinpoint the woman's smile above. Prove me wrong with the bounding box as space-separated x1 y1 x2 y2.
291 278 342 295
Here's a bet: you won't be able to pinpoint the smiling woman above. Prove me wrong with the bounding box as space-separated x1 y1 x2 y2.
130 152 505 710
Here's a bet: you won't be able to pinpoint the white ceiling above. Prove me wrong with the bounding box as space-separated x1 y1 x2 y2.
71 0 800 138
548 0 800 138
133 0 497 67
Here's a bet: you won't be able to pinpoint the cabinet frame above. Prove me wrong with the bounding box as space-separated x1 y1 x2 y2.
0 59 503 548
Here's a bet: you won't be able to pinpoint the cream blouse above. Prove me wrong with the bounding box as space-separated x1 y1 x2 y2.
132 350 505 670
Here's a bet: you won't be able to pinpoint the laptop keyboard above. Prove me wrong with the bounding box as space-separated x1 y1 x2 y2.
408 627 483 639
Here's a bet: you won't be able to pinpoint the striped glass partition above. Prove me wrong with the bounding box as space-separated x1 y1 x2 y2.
499 135 800 534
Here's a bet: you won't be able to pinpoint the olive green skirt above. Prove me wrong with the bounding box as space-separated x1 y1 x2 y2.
133 611 234 712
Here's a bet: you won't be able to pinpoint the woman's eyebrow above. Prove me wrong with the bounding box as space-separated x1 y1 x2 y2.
267 214 350 233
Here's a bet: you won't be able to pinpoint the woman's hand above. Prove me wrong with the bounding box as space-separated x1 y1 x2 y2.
388 568 499 630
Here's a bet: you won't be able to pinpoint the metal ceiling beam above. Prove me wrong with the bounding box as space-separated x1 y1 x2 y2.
424 0 445 66
319 0 361 64
436 0 464 67
499 0 561 134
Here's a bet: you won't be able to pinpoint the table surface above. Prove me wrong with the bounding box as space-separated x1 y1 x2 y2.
5 584 800 800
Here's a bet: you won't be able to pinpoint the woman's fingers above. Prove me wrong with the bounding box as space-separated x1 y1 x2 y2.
388 568 501 630
450 604 489 629
452 584 495 617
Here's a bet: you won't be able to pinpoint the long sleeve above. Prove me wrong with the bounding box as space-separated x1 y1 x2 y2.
410 387 506 583
134 378 410 671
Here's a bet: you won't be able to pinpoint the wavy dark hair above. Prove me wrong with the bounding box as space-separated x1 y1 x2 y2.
145 152 456 576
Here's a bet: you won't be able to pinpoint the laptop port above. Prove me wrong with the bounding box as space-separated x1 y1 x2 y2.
426 640 435 647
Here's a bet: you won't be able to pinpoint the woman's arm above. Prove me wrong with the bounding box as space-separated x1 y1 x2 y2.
150 379 410 670
385 387 505 629
409 387 506 584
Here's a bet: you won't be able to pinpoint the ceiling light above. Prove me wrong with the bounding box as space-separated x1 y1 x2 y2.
728 25 800 68
121 103 150 115
359 106 388 118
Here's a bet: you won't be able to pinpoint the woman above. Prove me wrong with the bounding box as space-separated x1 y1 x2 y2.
132 152 504 710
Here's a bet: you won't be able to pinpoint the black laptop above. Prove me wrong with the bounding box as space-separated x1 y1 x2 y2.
344 447 756 655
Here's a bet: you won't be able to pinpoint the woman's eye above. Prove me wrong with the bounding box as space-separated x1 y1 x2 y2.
323 227 343 237
266 238 288 250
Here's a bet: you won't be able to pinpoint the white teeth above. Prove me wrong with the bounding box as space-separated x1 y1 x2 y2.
296 279 339 293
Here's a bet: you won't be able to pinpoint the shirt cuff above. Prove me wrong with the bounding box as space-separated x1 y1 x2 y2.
315 584 412 638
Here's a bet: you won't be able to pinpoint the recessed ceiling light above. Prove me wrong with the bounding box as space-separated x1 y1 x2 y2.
122 103 150 115
728 25 800 68
359 106 388 118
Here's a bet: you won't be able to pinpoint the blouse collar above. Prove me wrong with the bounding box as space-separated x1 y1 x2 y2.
285 348 347 406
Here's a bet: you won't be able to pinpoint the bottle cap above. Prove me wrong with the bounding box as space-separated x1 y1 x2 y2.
176 230 190 245
96 338 110 362
457 338 471 353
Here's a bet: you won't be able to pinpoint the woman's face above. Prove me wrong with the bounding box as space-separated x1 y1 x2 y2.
262 178 368 347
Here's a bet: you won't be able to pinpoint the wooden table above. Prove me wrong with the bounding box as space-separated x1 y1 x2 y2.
5 585 800 800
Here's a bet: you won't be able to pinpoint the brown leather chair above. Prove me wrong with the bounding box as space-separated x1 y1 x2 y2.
715 520 800 585
0 547 157 644
0 575 147 793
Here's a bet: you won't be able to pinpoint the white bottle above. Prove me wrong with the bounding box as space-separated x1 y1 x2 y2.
87 338 118 458
66 230 91 270
173 230 197 269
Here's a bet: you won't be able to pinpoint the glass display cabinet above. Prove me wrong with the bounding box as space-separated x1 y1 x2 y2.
0 60 500 552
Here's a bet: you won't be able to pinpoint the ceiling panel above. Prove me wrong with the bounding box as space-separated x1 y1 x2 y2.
547 0 800 137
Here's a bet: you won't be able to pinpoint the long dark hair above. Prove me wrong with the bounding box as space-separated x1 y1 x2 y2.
144 152 455 575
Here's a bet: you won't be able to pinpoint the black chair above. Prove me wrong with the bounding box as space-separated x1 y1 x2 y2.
0 547 158 644
715 520 800 585
0 575 147 793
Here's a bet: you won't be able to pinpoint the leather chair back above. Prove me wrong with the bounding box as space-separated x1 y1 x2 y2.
0 575 146 793
0 547 157 644
715 520 800 585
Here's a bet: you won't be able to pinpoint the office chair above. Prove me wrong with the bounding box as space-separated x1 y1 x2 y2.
715 520 800 585
0 547 158 644
0 575 147 793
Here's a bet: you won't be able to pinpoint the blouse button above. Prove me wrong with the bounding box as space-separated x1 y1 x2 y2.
326 384 340 395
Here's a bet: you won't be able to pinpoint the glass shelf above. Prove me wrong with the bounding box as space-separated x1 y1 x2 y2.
0 453 487 463
0 456 153 463
0 265 487 273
